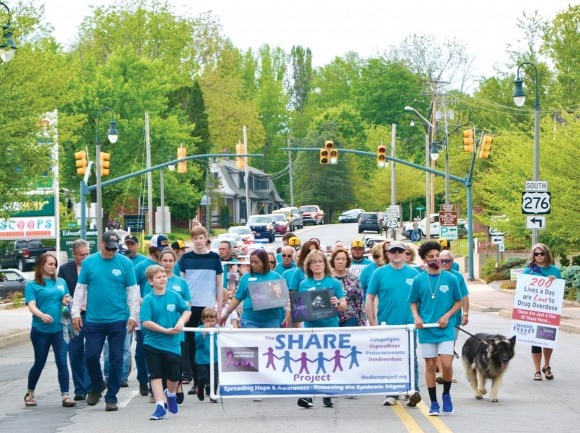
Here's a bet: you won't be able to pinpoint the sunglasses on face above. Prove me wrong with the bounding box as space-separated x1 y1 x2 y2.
388 248 405 254
440 259 452 264
534 251 545 257
105 247 118 252
373 255 380 259
282 254 293 258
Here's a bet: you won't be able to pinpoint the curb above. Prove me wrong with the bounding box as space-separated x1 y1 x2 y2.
494 308 580 335
0 330 29 349
469 302 502 313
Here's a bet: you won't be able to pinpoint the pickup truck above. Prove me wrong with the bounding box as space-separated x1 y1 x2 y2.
0 240 56 271
299 205 324 225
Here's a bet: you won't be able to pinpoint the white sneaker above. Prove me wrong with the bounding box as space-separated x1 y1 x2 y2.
383 397 397 406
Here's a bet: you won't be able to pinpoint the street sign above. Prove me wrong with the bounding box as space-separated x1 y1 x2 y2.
439 226 458 240
440 204 457 212
386 217 398 228
489 227 505 236
415 206 425 211
525 180 548 192
521 191 551 214
439 211 458 226
526 215 546 230
491 235 504 245
499 243 505 252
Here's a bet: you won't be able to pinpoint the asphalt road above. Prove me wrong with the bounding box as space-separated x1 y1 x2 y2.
3 224 579 432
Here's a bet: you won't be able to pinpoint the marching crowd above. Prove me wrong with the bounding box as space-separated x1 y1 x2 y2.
24 226 473 420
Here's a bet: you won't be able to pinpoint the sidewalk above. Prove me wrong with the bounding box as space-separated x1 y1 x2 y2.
2 278 580 348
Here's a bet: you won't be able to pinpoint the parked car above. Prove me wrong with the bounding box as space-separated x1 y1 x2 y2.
0 239 56 271
210 238 236 253
0 268 30 300
246 215 275 243
338 208 365 223
299 205 324 225
272 209 295 231
358 212 382 234
218 233 243 249
420 214 440 238
269 213 289 235
228 226 255 244
362 235 387 252
290 209 303 230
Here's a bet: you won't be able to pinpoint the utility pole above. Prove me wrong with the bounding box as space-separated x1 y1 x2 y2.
391 124 396 239
288 136 294 207
442 95 450 204
145 112 153 235
243 126 250 220
430 81 438 216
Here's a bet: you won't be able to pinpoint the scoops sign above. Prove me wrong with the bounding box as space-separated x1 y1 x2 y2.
0 217 56 238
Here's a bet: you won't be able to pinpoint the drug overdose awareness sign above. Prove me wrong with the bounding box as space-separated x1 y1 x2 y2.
510 274 564 349
218 327 413 397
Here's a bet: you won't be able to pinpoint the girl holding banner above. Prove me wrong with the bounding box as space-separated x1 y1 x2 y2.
523 243 561 381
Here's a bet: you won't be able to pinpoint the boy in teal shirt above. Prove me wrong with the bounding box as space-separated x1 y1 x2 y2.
141 265 191 420
194 307 219 403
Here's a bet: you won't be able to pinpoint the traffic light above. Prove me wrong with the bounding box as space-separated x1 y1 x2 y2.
325 140 338 164
75 150 87 176
177 146 187 173
100 152 110 176
479 135 493 159
235 142 245 169
319 148 329 164
377 144 386 168
462 130 474 153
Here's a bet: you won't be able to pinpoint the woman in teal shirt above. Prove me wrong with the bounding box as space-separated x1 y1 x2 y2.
220 249 286 328
523 243 562 381
24 253 75 408
297 250 346 409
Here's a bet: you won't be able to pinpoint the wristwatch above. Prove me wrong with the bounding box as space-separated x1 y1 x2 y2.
463 312 469 316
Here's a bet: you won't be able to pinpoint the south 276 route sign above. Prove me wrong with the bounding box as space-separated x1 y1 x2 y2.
522 191 551 215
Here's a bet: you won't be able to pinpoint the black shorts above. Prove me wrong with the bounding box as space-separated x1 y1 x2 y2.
144 345 181 381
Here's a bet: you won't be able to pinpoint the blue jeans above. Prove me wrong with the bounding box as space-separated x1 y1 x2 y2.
240 318 280 329
68 317 90 395
339 317 359 327
411 230 419 242
28 327 70 395
84 320 127 403
104 332 133 381
135 329 149 386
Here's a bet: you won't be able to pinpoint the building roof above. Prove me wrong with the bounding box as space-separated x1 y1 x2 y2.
218 160 285 204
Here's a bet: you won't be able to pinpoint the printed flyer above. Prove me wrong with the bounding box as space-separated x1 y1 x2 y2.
218 327 413 397
510 274 564 349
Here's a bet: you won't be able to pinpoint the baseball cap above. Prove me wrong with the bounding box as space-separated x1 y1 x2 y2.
351 240 364 248
171 240 186 250
124 235 139 244
437 238 450 248
387 241 406 252
150 234 169 251
288 237 301 247
103 231 120 249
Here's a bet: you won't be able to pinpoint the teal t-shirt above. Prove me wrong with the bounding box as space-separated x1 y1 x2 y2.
222 258 238 288
450 269 469 325
523 265 562 278
367 264 419 325
141 289 190 355
351 257 373 266
359 262 378 295
299 275 345 328
289 267 306 292
451 262 460 272
134 258 181 297
25 278 69 333
408 270 462 343
127 253 147 268
275 261 296 276
78 253 137 323
235 271 284 322
194 324 218 365
144 275 192 304
282 268 296 288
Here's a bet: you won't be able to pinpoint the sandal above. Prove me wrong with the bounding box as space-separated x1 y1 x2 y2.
62 397 76 407
542 367 554 380
533 371 542 381
24 392 37 407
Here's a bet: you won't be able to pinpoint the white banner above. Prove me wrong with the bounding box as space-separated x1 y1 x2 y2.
0 216 56 238
510 274 565 349
217 327 413 397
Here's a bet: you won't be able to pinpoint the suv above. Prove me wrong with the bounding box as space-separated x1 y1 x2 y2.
269 213 289 235
299 205 324 225
358 212 382 234
246 215 275 243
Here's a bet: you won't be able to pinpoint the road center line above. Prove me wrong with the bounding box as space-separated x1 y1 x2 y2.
391 403 424 432
416 401 453 432
118 390 138 408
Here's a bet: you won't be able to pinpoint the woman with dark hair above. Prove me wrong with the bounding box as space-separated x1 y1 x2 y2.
24 253 75 408
289 240 320 291
330 248 366 327
523 243 561 381
219 249 286 328
297 250 346 409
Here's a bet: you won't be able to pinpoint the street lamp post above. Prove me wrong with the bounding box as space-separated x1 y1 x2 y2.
513 62 540 246
430 131 449 206
0 2 17 63
159 147 175 234
95 108 118 249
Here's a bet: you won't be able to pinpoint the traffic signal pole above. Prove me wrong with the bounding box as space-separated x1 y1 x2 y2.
282 146 476 280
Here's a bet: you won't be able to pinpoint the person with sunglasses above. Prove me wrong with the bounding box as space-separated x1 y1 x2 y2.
275 246 296 275
366 241 421 407
523 243 561 381
72 231 140 412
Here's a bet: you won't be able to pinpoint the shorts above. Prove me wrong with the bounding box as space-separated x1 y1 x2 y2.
144 345 181 381
421 340 454 358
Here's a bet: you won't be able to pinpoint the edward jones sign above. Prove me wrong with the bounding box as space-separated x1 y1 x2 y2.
0 217 56 239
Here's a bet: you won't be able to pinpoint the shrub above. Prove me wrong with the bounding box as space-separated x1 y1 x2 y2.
500 281 517 290
572 255 580 267
7 291 23 308
481 257 527 283
560 266 580 299
560 253 570 267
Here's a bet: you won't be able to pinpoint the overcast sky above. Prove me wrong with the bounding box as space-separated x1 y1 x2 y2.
41 0 572 81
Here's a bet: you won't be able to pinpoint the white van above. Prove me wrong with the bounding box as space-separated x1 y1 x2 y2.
420 214 440 238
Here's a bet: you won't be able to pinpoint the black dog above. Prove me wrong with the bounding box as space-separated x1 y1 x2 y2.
462 333 516 402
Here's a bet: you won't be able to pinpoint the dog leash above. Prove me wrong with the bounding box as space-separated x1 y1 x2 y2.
455 325 489 345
